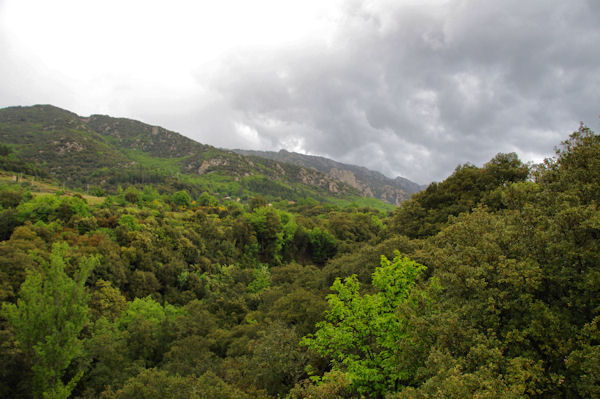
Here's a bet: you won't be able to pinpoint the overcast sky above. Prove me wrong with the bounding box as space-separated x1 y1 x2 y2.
1 0 599 183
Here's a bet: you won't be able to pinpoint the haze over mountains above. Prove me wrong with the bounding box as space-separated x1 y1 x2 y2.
0 105 422 206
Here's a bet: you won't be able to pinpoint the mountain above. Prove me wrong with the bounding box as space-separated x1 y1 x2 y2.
0 105 395 209
233 149 424 205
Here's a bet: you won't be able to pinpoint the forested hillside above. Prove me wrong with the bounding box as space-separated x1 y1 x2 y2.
0 124 599 398
233 149 424 205
0 105 392 210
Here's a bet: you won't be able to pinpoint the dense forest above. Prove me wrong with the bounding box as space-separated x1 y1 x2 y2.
1 124 599 398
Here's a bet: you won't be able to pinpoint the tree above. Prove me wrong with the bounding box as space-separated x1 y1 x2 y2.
89 279 127 321
307 227 337 265
0 209 19 242
246 322 309 397
2 242 97 399
389 153 529 239
101 369 248 399
246 264 271 293
302 251 425 398
116 296 182 367
197 191 218 207
246 206 283 264
170 190 191 207
249 195 267 211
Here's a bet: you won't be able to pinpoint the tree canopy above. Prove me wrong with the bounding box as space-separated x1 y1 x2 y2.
0 124 599 398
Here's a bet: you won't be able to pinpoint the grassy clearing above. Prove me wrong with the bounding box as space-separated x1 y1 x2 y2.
0 170 105 205
329 196 396 213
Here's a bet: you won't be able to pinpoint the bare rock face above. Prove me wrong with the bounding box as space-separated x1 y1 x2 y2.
197 158 229 175
379 186 406 206
329 167 374 198
298 168 314 185
329 167 359 188
57 141 85 155
275 163 286 176
328 181 339 193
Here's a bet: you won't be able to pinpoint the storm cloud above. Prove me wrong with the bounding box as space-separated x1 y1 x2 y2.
197 0 600 183
1 0 599 183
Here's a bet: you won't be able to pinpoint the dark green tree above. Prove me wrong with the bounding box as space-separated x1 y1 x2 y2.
247 322 309 397
307 227 337 265
101 368 247 399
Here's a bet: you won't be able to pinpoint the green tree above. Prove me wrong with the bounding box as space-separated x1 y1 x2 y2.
249 194 267 211
289 370 354 399
0 187 25 208
101 369 247 399
302 251 425 398
246 264 271 293
116 297 181 367
0 209 19 242
390 153 529 239
247 322 309 397
2 242 97 399
246 206 283 264
170 190 191 207
123 187 141 204
197 191 218 207
89 280 127 321
307 227 337 265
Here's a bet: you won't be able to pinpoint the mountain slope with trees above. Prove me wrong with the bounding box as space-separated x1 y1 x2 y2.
234 149 424 205
0 105 393 209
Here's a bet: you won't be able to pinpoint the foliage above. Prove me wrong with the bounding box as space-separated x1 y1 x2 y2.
117 214 140 231
89 279 127 321
246 264 271 293
117 296 181 330
1 117 600 399
390 152 529 238
246 322 309 396
307 227 338 265
246 206 298 264
101 368 247 399
197 191 218 206
288 370 354 399
2 242 97 399
0 105 376 205
170 190 191 207
302 252 425 397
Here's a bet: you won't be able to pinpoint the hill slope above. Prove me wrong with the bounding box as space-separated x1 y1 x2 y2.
234 149 424 205
0 105 393 208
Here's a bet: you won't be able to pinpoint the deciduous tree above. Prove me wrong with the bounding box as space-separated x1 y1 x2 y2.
302 251 425 398
2 242 97 399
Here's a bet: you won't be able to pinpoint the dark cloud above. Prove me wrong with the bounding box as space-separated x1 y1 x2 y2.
193 0 600 183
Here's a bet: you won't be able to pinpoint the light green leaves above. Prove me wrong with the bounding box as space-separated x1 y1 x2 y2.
302 251 425 398
2 242 97 399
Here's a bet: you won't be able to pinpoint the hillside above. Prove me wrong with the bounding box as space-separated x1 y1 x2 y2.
0 105 393 209
234 149 424 205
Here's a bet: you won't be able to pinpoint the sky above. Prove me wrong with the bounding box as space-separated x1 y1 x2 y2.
1 0 599 184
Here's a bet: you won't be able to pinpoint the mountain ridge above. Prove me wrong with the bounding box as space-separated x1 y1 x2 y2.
0 105 402 209
233 148 424 205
